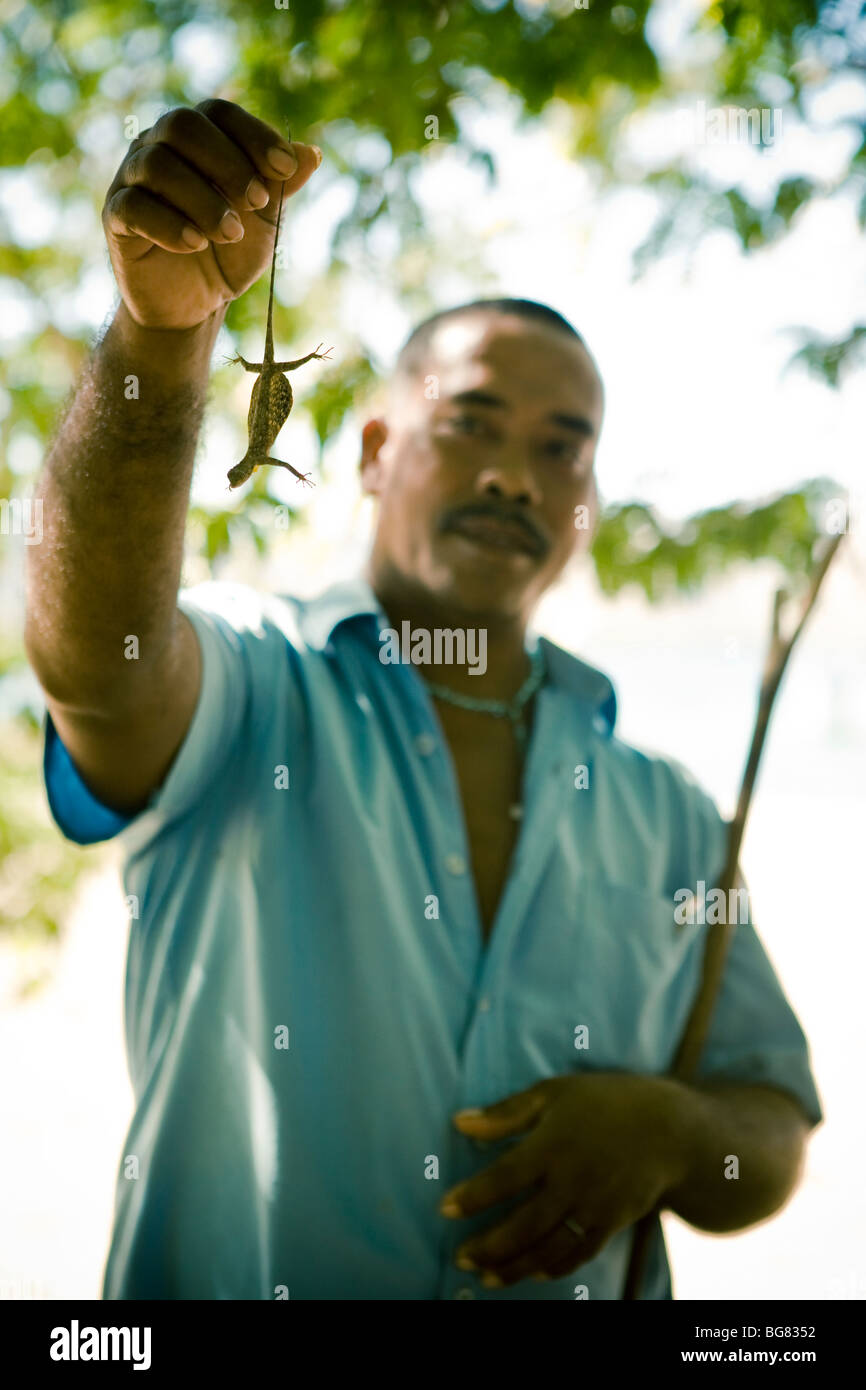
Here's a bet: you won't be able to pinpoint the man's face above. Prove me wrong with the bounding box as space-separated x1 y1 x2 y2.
360 312 604 622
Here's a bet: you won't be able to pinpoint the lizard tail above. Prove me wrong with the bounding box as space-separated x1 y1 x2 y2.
264 190 285 362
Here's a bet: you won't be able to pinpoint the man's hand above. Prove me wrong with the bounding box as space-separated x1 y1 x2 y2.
102 98 322 330
439 1073 687 1288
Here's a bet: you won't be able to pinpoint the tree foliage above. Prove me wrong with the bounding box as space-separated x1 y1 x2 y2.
1 0 858 554
0 0 859 944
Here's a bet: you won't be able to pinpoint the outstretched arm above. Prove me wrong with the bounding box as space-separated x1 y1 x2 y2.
25 99 322 812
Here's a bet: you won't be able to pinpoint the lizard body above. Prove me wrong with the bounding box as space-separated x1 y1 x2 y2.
227 189 331 489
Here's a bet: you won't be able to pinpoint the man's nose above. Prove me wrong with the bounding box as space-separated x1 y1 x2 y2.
475 452 541 506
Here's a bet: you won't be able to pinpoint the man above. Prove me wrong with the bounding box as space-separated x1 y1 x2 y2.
25 99 822 1300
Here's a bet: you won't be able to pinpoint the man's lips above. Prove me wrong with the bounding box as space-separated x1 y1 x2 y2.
447 514 544 557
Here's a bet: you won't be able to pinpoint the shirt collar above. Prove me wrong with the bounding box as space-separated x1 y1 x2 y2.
298 572 387 650
297 573 617 735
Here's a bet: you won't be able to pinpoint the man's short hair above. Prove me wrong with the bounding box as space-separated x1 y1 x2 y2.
393 297 585 380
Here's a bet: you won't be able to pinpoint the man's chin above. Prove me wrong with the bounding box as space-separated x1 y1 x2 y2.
428 538 542 616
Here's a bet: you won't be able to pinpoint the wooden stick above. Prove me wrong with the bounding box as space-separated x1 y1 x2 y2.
621 530 846 1300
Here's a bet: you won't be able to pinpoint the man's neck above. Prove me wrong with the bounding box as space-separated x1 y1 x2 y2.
368 568 533 699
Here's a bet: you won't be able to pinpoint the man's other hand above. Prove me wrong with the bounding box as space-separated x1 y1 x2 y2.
440 1073 686 1288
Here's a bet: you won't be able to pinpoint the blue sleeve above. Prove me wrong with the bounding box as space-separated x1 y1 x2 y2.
40 582 289 850
694 912 825 1130
43 710 133 845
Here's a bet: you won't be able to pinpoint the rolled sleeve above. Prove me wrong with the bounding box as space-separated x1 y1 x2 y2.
694 919 824 1129
44 712 133 845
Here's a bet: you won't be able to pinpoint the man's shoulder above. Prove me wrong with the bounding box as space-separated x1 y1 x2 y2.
176 574 380 654
541 632 723 829
178 578 303 633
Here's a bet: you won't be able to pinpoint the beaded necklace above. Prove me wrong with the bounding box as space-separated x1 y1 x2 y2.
423 642 546 751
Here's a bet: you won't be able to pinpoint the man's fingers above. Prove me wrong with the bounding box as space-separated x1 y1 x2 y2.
455 1187 568 1271
104 101 323 256
118 143 248 245
272 142 322 196
454 1085 548 1138
441 1148 543 1218
103 186 208 255
194 97 303 186
487 1222 604 1288
139 105 275 211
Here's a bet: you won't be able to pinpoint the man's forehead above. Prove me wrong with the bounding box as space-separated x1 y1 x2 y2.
430 313 577 364
424 314 602 408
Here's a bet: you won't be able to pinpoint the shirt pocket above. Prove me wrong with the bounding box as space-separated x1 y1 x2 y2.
571 878 705 1074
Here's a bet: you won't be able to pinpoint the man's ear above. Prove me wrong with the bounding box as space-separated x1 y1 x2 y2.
359 418 389 495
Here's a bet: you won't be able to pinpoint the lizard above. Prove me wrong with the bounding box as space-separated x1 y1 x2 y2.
227 183 332 489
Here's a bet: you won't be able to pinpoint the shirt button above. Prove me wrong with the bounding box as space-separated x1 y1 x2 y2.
478 996 491 1012
453 1287 476 1299
445 853 467 876
415 732 436 756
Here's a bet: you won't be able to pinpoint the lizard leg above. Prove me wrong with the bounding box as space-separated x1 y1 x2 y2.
271 344 333 372
262 457 315 487
230 354 264 372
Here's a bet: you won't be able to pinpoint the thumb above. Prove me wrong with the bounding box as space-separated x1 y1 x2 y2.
453 1083 549 1137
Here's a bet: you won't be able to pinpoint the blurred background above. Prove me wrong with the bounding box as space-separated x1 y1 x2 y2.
0 0 863 1300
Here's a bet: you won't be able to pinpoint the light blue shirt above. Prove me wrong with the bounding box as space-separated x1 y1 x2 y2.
43 574 823 1301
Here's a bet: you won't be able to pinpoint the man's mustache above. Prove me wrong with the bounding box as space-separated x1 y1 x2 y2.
440 502 550 556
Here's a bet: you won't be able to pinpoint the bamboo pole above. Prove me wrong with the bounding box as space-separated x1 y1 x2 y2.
621 530 846 1300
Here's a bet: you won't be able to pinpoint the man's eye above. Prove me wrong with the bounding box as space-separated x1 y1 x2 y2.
450 414 484 433
543 442 594 478
544 440 580 462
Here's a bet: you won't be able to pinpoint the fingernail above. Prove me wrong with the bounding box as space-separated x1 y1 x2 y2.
481 1272 504 1289
311 145 323 167
455 1255 477 1272
440 1200 462 1217
220 210 244 240
455 1108 484 1119
182 226 208 250
532 1272 551 1282
246 177 269 208
267 145 299 176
